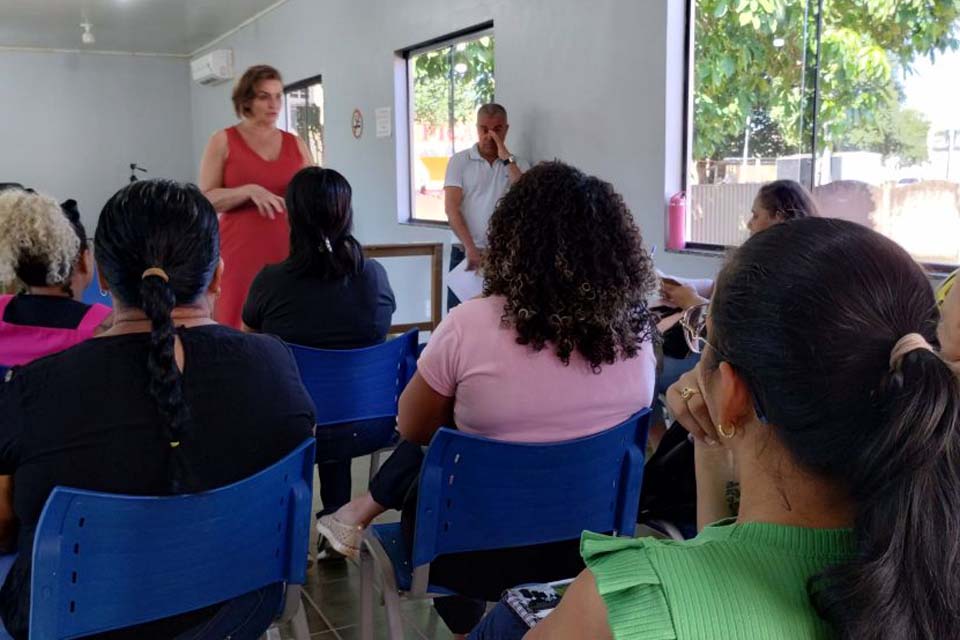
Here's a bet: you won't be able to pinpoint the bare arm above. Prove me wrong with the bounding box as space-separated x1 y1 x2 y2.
506 160 523 184
665 367 737 530
199 130 250 211
939 272 960 375
199 130 286 218
490 130 523 184
661 281 709 310
444 187 482 270
295 137 314 167
694 442 737 530
397 373 455 445
523 570 612 640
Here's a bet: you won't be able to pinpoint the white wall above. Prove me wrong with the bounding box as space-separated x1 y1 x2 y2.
189 0 723 323
0 50 194 233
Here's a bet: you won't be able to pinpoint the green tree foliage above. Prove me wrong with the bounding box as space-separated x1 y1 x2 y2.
694 0 960 163
839 99 931 166
413 36 495 128
292 101 323 159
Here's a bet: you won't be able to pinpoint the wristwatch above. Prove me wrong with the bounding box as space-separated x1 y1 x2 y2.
502 155 516 166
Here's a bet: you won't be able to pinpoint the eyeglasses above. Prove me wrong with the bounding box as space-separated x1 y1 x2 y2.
679 302 769 423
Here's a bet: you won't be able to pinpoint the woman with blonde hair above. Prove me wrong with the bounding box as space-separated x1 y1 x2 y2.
0 189 109 366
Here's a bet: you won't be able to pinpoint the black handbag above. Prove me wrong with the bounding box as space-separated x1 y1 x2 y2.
638 422 696 537
652 305 690 360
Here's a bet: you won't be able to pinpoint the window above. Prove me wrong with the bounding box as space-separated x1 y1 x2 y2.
282 75 324 165
686 1 960 266
404 26 495 223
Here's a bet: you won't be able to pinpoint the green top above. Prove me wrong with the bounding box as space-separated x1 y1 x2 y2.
581 520 855 640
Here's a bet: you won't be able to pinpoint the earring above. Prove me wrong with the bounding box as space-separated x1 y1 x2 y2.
717 422 737 439
99 287 108 297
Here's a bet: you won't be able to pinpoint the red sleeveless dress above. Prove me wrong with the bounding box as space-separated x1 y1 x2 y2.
215 126 303 328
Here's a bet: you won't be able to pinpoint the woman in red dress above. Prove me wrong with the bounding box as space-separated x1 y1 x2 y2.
199 65 312 328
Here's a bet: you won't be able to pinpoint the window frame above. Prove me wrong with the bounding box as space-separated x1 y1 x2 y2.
400 21 495 227
282 73 324 165
680 0 956 272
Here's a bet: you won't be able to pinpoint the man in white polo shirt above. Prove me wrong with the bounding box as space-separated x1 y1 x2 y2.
444 104 523 281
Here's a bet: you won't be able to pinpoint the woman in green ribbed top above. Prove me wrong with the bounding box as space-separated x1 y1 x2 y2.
525 219 960 640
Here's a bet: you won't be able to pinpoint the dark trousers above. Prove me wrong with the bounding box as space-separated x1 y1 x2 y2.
369 441 584 634
172 584 284 640
467 601 529 640
447 244 466 311
316 418 398 516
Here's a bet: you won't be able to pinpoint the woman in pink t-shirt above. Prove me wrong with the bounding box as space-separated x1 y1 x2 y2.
318 161 658 636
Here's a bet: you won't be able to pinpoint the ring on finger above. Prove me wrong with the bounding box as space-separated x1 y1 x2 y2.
679 386 699 402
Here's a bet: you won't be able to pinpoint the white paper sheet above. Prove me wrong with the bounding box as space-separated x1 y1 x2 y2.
448 260 485 302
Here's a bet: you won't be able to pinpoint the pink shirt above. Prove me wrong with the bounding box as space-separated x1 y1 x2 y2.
418 295 656 443
0 295 111 366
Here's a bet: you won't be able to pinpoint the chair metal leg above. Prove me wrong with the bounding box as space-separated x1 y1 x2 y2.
368 450 381 484
290 598 310 640
360 528 408 640
382 582 405 640
360 546 375 640
261 626 282 640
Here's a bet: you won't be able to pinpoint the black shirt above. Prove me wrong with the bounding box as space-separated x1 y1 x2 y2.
0 325 315 638
3 294 92 329
242 260 396 349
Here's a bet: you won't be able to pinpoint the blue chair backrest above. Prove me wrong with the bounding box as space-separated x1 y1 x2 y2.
80 265 112 308
289 329 419 426
29 438 315 638
411 410 651 568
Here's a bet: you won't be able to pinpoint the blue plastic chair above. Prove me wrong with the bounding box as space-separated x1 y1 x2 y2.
29 438 316 640
358 410 651 639
80 266 112 308
289 329 419 481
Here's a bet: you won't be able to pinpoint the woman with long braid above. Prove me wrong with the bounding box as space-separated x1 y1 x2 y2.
0 180 315 638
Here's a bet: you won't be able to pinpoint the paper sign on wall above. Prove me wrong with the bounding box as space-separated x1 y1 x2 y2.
375 107 392 138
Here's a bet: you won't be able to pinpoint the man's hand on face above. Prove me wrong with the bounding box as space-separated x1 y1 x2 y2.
489 130 512 162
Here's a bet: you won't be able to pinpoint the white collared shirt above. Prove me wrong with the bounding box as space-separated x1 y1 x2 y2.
443 144 518 248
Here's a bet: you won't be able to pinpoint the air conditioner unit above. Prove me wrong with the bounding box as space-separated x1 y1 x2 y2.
191 49 234 86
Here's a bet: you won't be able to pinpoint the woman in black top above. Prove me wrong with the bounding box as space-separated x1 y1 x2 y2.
0 180 315 639
242 167 396 556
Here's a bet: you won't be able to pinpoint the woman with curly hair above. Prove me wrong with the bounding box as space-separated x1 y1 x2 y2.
317 161 658 637
0 190 110 367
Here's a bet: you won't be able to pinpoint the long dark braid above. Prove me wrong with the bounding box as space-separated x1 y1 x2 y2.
95 180 219 492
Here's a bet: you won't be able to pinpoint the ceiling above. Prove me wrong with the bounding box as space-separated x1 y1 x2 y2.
0 0 286 56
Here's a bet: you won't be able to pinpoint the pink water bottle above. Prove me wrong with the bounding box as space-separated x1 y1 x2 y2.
667 191 686 251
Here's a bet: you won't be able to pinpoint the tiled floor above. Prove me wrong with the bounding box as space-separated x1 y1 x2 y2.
278 455 456 640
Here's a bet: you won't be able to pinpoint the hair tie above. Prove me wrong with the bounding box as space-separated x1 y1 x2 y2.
889 333 934 370
142 267 170 283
